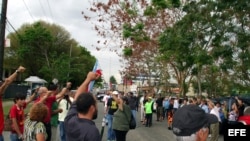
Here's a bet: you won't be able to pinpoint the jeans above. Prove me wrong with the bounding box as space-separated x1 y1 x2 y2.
163 109 169 120
10 133 22 141
173 108 178 114
131 110 137 124
140 106 145 121
0 135 4 141
59 121 66 141
107 114 116 140
51 126 59 141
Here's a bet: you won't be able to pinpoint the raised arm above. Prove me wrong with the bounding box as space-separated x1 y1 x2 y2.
38 91 53 103
55 82 72 100
25 92 36 104
74 72 100 101
55 88 68 100
0 66 25 96
110 91 124 111
111 92 120 104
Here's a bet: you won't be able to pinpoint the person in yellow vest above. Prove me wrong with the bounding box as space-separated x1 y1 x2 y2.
144 97 154 127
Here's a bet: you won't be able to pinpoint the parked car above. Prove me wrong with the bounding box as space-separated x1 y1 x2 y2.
211 96 250 134
238 106 250 125
96 92 106 102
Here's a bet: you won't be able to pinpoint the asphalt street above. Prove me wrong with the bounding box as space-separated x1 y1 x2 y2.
94 102 224 141
95 104 176 141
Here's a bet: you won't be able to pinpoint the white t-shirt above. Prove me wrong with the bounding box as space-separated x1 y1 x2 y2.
210 107 221 122
58 99 71 122
102 95 110 107
173 99 179 109
140 97 144 107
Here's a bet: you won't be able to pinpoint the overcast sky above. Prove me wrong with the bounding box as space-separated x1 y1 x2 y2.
4 0 122 83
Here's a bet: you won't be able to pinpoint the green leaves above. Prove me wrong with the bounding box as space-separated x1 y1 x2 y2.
159 0 250 96
144 6 157 16
123 47 133 57
122 22 148 42
6 20 98 87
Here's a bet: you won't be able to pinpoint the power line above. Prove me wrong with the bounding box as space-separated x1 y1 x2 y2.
6 19 18 33
22 0 35 21
38 0 49 21
6 18 21 38
5 24 18 41
46 0 54 21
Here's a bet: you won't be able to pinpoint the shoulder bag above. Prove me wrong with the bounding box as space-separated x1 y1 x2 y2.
124 106 136 129
4 112 12 131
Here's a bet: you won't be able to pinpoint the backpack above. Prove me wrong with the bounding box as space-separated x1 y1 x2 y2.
129 112 136 129
124 109 136 129
3 113 12 131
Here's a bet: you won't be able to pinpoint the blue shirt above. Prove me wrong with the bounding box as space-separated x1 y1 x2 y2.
199 104 209 113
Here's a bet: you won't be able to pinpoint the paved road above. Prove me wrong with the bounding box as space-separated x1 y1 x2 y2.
3 101 223 141
96 110 176 141
94 102 224 141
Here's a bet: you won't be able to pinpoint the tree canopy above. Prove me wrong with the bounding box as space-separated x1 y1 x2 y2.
4 20 99 88
84 0 250 97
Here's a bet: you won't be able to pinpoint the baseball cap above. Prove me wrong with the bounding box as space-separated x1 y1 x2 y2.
112 91 119 95
172 104 218 136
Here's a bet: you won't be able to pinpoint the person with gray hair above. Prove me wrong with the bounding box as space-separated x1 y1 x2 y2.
35 85 69 141
172 105 218 141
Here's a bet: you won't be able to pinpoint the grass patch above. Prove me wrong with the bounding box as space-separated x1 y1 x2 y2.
2 100 32 116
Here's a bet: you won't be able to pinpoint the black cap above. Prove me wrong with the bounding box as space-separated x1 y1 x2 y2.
172 104 218 136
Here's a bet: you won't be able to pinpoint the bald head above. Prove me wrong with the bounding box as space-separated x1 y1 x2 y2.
38 87 48 96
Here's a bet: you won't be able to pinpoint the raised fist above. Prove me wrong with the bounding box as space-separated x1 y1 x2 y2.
17 66 26 73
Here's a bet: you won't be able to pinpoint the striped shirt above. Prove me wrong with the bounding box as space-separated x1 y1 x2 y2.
24 118 47 141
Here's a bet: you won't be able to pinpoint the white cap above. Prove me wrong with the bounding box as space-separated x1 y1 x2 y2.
112 91 119 95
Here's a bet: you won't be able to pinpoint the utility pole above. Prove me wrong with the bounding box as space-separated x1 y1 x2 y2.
0 0 8 80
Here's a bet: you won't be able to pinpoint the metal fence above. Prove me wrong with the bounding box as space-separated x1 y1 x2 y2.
3 84 29 99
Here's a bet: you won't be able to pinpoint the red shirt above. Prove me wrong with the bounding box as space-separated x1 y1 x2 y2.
0 98 4 134
10 102 27 134
35 96 56 124
238 116 250 125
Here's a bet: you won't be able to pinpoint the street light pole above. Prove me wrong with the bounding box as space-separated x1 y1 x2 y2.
0 0 8 79
67 44 72 79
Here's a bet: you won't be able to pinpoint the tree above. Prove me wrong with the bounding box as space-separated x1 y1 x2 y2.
4 20 98 87
159 0 250 96
110 75 117 84
83 0 182 91
84 0 250 96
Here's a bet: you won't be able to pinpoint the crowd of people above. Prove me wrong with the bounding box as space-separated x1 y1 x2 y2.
138 94 248 141
0 65 248 141
0 66 140 141
102 91 138 141
0 66 102 141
